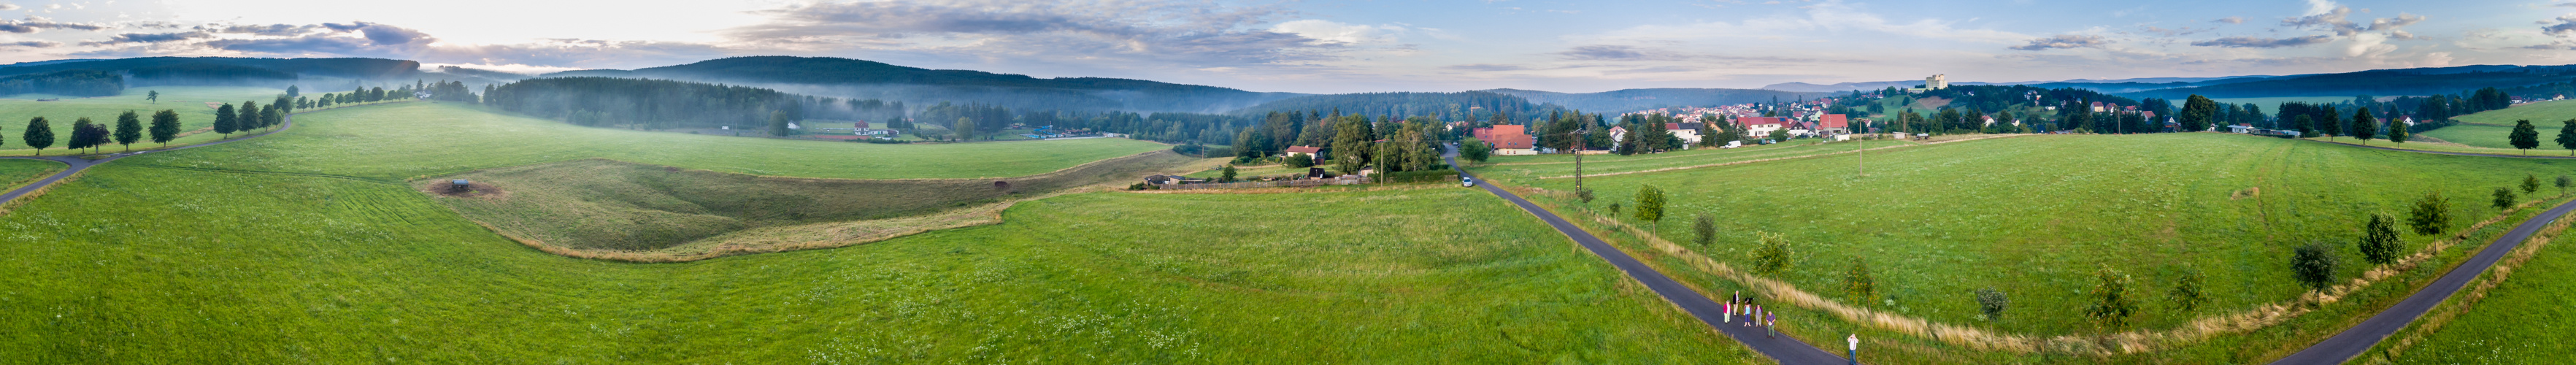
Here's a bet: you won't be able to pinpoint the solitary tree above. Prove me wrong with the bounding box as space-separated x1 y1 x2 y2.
2409 192 2451 235
2524 174 2543 194
145 90 158 103
2560 175 2574 195
2168 268 2206 312
148 110 180 147
2180 95 2218 132
2494 187 2518 210
2510 119 2542 155
1693 213 1718 247
2558 118 2576 156
113 110 141 152
2350 107 2377 145
1219 164 1238 183
1634 185 1666 223
1845 257 1877 304
2358 213 2402 265
21 117 53 155
1751 231 1792 275
2084 266 2137 328
212 103 237 138
1975 288 2009 321
2291 242 2342 292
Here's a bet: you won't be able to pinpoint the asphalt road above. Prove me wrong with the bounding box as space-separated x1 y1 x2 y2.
0 106 311 208
1446 145 1858 364
2268 196 2576 364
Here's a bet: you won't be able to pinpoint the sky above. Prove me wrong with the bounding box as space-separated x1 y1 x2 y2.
0 0 2574 93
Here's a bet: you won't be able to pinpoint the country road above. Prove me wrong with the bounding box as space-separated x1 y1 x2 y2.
2269 195 2576 364
1447 144 1857 364
0 102 350 210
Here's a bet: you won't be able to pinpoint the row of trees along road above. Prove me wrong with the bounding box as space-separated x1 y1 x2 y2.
11 110 185 155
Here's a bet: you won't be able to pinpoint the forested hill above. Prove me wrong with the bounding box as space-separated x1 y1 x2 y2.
1229 91 1561 121
2119 66 2576 99
542 56 1304 113
1483 88 1831 112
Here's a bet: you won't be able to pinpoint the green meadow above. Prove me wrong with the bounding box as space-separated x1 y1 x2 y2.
2389 230 2576 364
1471 139 1887 185
131 102 1173 180
0 159 63 191
0 86 301 155
0 164 1750 363
1499 133 2576 336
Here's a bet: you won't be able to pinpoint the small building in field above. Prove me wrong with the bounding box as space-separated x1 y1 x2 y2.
1284 145 1322 158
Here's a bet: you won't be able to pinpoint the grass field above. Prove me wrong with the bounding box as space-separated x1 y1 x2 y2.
0 159 63 191
1180 163 1309 179
125 102 1173 180
2388 227 2576 364
1502 133 2576 335
0 164 1753 363
0 87 305 156
2380 99 2576 152
429 151 1193 254
1472 137 1931 186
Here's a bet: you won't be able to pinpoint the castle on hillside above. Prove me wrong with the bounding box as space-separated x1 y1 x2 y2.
1925 74 1948 91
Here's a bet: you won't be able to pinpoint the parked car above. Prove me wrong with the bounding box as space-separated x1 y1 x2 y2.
1462 177 1476 188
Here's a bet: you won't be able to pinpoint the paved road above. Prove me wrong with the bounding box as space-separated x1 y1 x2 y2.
0 107 311 208
1447 145 1857 364
2269 196 2576 364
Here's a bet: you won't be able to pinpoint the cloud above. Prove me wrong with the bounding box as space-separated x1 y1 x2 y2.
2213 17 2245 24
2190 35 2334 47
1 40 55 47
2010 34 2106 50
2545 15 2576 37
0 4 18 11
1443 64 1530 72
1555 45 1680 61
82 31 210 45
724 0 1334 67
199 23 320 36
1269 20 1404 45
0 17 104 33
2280 4 2423 36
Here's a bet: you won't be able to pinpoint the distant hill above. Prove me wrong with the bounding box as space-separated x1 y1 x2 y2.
2118 66 2576 99
541 56 1303 113
1480 88 1832 112
0 57 420 80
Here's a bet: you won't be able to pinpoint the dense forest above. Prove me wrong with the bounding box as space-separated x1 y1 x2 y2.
483 77 807 129
2123 69 2576 99
125 64 298 86
545 56 1302 113
1231 91 1561 122
1486 88 1828 112
0 69 123 96
0 57 420 80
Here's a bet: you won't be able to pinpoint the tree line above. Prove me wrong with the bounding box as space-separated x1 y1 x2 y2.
10 110 186 155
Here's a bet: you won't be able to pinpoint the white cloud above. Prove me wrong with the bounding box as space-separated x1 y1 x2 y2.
1270 20 1404 45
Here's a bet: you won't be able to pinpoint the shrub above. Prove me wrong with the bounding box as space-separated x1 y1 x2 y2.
1575 188 1595 203
2524 174 2542 193
2494 187 2518 210
2558 174 2573 193
1219 165 1238 183
2407 192 2450 235
1606 203 1622 215
1974 288 2008 321
2083 266 2137 328
1634 185 1666 223
2167 268 2204 312
2358 212 2402 265
1693 214 1716 247
1751 232 1791 275
2291 241 2342 292
1844 257 1875 304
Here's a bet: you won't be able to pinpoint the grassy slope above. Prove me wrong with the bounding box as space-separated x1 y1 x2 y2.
126 102 1171 180
0 87 298 156
2418 99 2576 150
2389 231 2576 364
0 159 63 191
1499 133 2576 337
0 165 1751 363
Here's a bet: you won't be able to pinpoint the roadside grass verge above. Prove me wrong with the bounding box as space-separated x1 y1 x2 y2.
422 150 1194 258
120 101 1172 180
0 164 1753 363
0 159 62 191
2381 207 2576 364
1476 132 2576 363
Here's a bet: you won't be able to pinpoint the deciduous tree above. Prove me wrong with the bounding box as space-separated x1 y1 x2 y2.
1975 288 2008 321
2180 95 2217 132
1845 257 1876 304
149 110 180 147
2358 213 2402 265
21 117 52 155
1751 231 1791 275
1693 213 1717 247
2291 242 2341 292
1633 185 1665 223
213 103 237 138
2349 107 2377 145
2560 118 2576 156
113 110 140 151
2408 192 2450 235
2084 266 2137 328
2510 119 2542 155
2494 186 2518 210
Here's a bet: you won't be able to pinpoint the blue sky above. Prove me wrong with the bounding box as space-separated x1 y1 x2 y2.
0 0 2572 93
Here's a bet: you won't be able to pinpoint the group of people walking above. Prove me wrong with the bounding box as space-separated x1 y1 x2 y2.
1722 291 1776 337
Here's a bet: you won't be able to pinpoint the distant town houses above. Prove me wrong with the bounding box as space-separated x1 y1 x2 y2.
1472 124 1538 155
